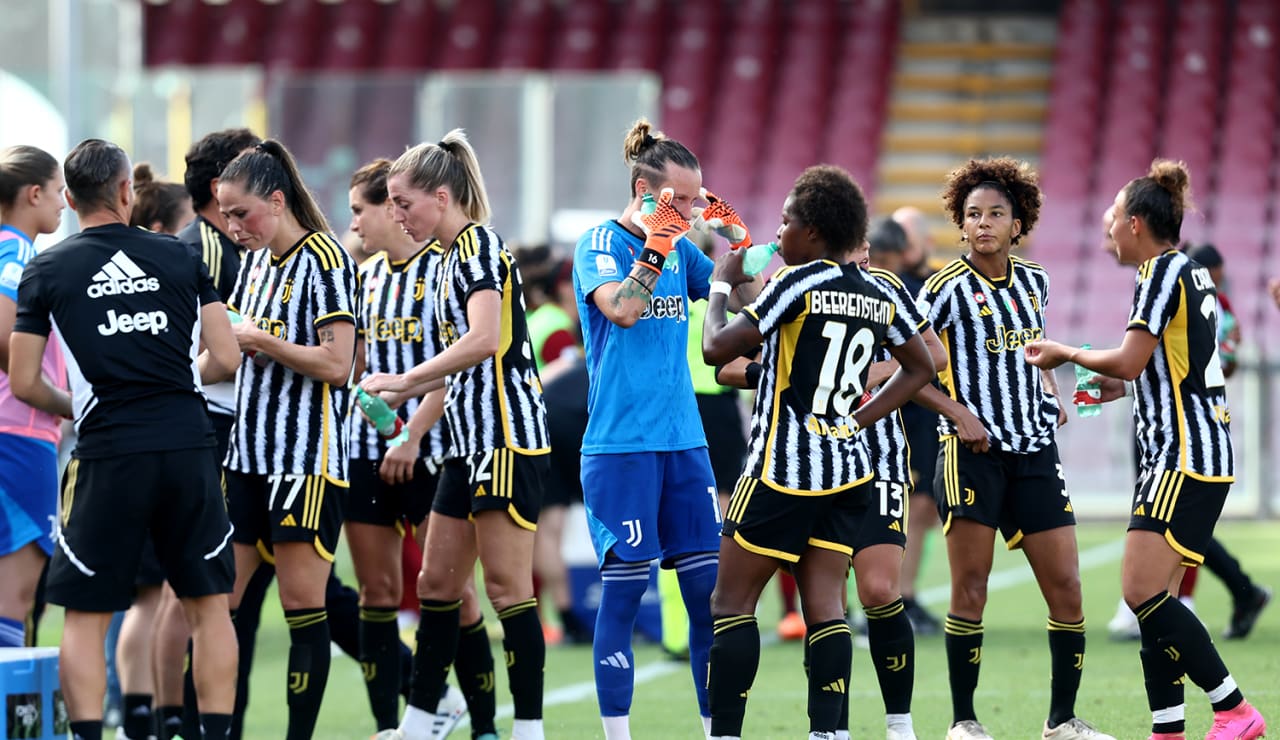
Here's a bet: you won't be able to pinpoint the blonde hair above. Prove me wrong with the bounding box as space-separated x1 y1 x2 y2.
389 129 491 224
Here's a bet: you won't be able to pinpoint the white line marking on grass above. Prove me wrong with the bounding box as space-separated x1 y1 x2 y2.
471 538 1126 724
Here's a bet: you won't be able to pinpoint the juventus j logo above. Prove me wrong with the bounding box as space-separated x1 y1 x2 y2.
288 671 310 694
478 672 495 692
361 662 376 682
886 654 909 673
968 647 982 665
280 278 293 304
622 519 643 547
1073 653 1084 670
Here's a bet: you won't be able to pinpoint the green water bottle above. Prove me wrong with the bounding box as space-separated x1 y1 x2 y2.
354 387 410 447
641 192 657 215
227 309 243 324
742 241 780 276
1072 344 1102 417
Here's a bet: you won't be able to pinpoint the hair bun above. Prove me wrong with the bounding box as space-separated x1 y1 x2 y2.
1148 159 1192 205
132 162 155 188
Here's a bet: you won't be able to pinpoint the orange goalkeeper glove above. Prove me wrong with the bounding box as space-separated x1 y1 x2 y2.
630 188 691 274
691 188 752 249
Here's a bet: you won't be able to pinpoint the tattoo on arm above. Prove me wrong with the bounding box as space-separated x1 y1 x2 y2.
318 325 335 344
610 271 657 310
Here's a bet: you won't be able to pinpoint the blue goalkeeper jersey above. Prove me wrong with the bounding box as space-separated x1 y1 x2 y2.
574 218 714 454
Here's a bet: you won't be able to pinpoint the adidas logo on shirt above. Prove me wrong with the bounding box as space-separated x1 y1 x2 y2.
87 250 160 298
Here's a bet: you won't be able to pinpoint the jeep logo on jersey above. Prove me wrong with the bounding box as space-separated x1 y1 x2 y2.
87 250 160 298
639 294 686 321
97 309 169 336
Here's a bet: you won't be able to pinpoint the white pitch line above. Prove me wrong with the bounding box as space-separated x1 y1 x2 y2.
468 537 1126 724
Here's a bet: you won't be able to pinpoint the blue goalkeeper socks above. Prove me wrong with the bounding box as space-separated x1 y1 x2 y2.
673 552 717 717
593 559 650 716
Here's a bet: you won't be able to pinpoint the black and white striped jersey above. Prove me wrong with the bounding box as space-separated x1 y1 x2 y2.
863 268 931 483
741 260 919 494
225 232 359 481
177 216 242 416
917 256 1060 453
1127 250 1233 480
350 243 449 462
434 224 548 458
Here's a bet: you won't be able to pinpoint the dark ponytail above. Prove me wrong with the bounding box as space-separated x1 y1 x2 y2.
130 163 191 233
1121 159 1193 245
0 145 60 209
63 138 131 215
219 139 331 234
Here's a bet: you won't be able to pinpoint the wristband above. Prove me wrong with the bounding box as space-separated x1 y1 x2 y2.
637 247 667 274
744 361 763 389
709 280 732 297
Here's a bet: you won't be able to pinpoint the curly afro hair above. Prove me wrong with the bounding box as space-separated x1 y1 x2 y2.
789 165 868 254
940 157 1042 245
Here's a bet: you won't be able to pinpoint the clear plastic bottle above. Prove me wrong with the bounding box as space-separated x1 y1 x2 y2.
1072 343 1102 417
640 192 657 215
742 241 780 276
354 387 409 446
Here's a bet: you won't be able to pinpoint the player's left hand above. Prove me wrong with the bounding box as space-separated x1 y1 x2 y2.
1023 338 1071 369
711 247 751 287
1092 375 1127 403
691 188 752 249
379 440 417 485
229 314 261 353
362 372 407 395
1057 404 1069 427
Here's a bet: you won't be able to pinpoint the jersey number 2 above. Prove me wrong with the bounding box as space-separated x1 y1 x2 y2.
812 322 876 416
1199 295 1226 388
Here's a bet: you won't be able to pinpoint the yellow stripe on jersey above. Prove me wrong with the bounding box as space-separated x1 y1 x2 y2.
61 459 80 527
1162 277 1192 471
936 328 958 400
495 251 515 449
922 260 969 293
1011 255 1044 271
727 476 757 523
868 267 906 290
201 221 223 287
458 227 480 261
762 298 809 478
313 310 355 326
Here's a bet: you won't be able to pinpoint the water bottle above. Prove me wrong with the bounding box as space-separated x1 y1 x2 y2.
1218 309 1238 365
1072 343 1102 417
354 387 409 446
742 241 780 276
227 309 259 359
640 192 657 215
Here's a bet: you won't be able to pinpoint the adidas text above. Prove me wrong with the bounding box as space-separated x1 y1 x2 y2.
87 276 160 298
98 308 169 336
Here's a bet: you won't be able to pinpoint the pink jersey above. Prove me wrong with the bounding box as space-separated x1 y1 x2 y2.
0 226 66 444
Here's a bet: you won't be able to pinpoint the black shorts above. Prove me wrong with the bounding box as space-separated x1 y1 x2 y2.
346 456 440 529
1129 470 1228 567
696 392 748 493
902 402 939 496
432 449 547 531
48 449 234 612
934 438 1075 548
722 476 905 564
226 471 346 562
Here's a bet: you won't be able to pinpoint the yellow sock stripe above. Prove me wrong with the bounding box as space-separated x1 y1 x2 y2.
286 611 328 630
944 616 983 636
462 619 487 635
1047 618 1086 633
359 607 400 623
497 598 538 619
865 600 906 620
807 622 852 645
713 615 757 635
1137 594 1170 622
421 600 463 613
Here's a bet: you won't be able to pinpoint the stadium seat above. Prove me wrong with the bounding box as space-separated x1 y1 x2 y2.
657 0 723 157
144 0 211 66
607 0 666 71
318 0 383 71
202 0 270 66
549 0 611 71
434 1 498 70
262 0 325 71
493 0 554 70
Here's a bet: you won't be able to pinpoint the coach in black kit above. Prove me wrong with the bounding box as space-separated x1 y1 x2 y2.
8 139 242 740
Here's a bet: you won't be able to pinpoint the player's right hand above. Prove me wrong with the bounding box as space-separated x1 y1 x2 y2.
379 440 417 485
630 188 691 274
954 407 991 453
691 188 752 249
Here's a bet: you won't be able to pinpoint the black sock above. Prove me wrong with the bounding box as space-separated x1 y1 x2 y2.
1135 593 1242 712
456 618 497 735
181 637 200 740
157 705 183 740
408 599 461 711
230 563 273 740
866 599 914 715
708 615 759 738
122 693 153 739
70 720 102 740
284 608 331 740
944 614 983 724
358 605 402 730
806 619 852 734
324 570 362 658
1047 618 1086 727
200 713 233 740
1203 539 1255 604
497 598 545 721
1140 625 1186 735
559 607 590 642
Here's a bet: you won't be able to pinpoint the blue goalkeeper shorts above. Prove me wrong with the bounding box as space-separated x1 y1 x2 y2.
580 448 721 568
0 434 59 557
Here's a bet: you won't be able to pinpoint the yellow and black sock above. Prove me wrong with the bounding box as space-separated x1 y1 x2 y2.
866 599 914 715
806 619 852 734
284 607 330 740
409 599 461 712
1136 593 1241 711
358 604 401 730
497 598 545 720
1139 624 1186 735
1047 618 1086 727
944 614 983 724
457 618 497 735
708 614 759 738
